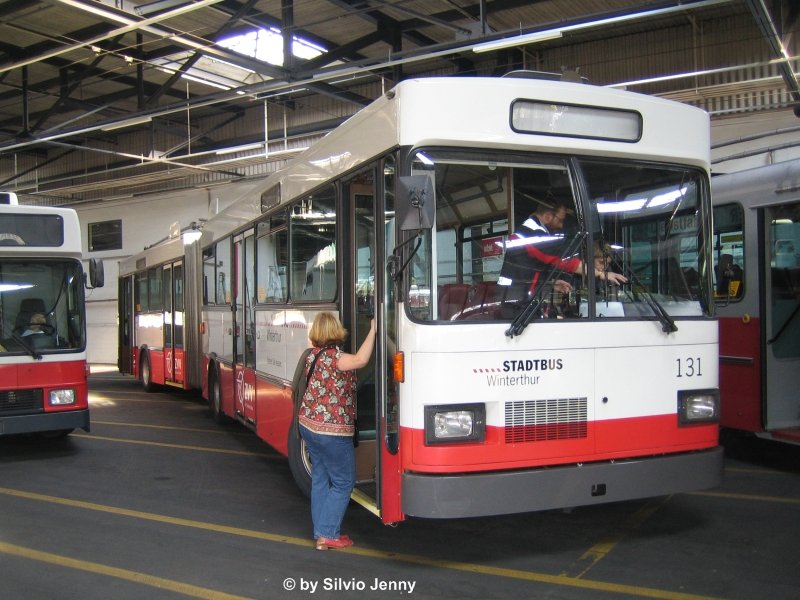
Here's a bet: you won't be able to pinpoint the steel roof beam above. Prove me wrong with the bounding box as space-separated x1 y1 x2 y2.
744 0 800 102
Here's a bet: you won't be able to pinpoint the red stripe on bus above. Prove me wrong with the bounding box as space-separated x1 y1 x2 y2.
0 360 89 412
401 414 718 473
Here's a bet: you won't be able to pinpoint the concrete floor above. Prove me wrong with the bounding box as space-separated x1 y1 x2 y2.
1 367 798 599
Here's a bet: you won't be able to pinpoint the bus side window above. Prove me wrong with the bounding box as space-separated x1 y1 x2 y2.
202 246 215 304
290 186 337 302
712 204 744 301
256 212 288 303
217 241 231 304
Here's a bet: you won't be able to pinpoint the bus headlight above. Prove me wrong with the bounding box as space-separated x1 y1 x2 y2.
678 389 719 425
424 403 486 444
49 389 76 405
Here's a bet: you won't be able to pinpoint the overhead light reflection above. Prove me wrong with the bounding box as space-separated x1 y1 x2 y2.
473 30 563 53
648 187 687 208
596 199 647 213
0 283 34 292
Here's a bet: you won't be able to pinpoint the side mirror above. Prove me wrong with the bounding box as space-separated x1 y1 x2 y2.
396 175 435 231
88 258 105 288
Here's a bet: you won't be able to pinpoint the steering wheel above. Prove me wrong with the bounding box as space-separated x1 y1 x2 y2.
40 324 56 335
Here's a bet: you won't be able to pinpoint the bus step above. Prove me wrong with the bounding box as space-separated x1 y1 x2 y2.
350 487 379 518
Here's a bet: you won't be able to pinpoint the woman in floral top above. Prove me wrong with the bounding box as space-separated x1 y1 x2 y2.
299 312 376 550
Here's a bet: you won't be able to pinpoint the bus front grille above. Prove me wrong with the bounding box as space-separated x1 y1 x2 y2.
0 389 44 415
505 398 588 443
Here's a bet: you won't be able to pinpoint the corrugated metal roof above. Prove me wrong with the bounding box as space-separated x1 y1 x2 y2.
0 0 797 204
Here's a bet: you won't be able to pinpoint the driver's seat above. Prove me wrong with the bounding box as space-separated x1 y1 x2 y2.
14 298 48 336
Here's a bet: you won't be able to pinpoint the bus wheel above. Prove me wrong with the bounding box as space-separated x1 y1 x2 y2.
287 421 312 497
209 369 227 423
140 352 155 393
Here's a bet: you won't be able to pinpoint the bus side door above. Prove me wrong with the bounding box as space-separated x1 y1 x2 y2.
343 161 403 523
233 231 257 423
118 275 134 374
162 261 185 386
763 204 800 433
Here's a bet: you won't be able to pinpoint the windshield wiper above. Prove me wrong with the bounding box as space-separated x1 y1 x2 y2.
505 232 587 338
610 257 678 334
0 321 42 360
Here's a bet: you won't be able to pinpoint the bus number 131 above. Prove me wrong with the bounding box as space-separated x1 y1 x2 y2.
676 357 702 378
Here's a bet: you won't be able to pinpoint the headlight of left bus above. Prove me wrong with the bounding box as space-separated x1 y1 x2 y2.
678 389 719 425
49 389 76 405
424 403 486 445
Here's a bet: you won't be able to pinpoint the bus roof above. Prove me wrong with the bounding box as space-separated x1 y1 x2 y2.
203 76 711 244
118 230 207 277
712 158 800 208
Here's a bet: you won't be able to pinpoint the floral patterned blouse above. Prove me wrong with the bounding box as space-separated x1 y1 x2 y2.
298 346 357 436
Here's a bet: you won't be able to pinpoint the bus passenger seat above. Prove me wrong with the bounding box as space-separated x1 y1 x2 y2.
458 281 501 320
473 281 499 306
438 284 470 320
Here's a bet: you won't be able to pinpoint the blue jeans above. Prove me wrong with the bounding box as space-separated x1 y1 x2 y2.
299 425 356 539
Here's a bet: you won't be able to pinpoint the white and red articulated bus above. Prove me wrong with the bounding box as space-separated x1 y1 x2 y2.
1 192 103 438
119 75 722 524
712 158 800 445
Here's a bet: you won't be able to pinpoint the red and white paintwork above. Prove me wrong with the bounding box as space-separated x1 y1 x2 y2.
119 77 721 523
1 204 91 436
713 159 800 446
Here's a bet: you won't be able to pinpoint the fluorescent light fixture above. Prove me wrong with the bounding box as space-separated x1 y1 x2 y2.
135 0 193 16
180 73 232 90
473 30 562 53
266 146 309 157
101 116 152 132
216 142 264 155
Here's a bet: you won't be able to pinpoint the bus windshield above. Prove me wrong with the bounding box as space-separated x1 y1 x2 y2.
405 150 711 323
0 259 86 355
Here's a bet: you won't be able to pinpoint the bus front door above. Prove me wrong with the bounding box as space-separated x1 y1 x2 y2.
342 168 381 516
344 161 403 524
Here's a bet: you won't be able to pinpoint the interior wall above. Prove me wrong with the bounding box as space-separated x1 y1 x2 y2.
76 182 251 364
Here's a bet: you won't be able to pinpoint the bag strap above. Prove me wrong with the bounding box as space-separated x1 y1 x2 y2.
306 344 336 386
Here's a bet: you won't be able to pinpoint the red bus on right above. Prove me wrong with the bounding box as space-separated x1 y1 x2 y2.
712 157 800 445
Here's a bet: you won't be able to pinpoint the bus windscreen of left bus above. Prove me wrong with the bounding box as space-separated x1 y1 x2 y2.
0 260 85 353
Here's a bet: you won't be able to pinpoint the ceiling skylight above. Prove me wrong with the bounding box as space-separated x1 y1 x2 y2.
218 28 326 66
151 28 327 91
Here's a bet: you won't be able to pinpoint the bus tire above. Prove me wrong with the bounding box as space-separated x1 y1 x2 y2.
208 366 228 423
287 420 312 498
140 351 156 393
